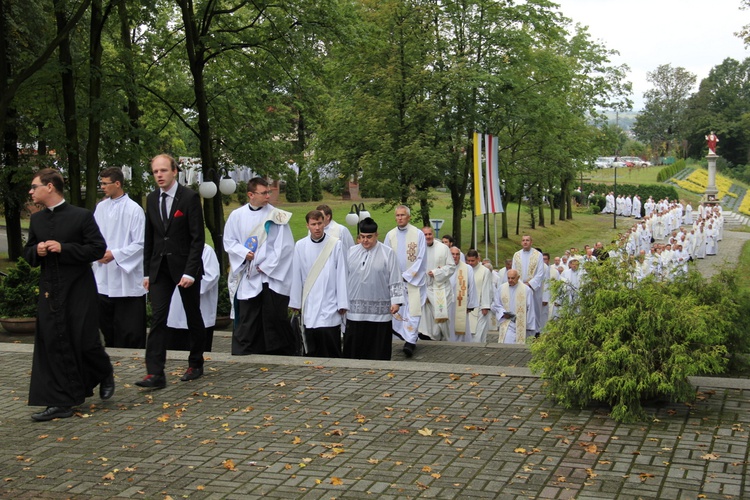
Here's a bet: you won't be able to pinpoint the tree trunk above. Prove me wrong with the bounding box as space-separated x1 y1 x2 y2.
2 107 24 261
179 1 226 274
55 0 82 206
537 184 545 227
117 0 143 206
85 0 106 210
515 185 522 235
559 176 568 221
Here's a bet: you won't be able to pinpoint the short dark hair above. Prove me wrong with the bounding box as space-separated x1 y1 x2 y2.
247 177 269 193
466 249 479 259
316 204 332 218
100 167 124 186
442 234 454 245
543 252 550 259
305 210 324 223
35 168 64 195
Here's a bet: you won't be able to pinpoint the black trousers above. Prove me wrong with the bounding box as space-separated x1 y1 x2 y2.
99 294 146 348
145 259 205 375
233 283 296 355
304 326 342 358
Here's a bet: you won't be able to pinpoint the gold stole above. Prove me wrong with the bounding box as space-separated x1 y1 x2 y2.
513 249 540 282
454 262 469 334
499 284 527 344
388 226 421 317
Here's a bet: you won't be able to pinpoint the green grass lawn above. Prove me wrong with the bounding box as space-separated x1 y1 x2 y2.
216 192 632 264
585 166 661 185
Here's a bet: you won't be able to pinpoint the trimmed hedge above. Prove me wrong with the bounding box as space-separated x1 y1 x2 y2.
656 159 687 182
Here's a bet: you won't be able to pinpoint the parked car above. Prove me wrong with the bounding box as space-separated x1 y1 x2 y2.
595 157 613 168
621 156 651 167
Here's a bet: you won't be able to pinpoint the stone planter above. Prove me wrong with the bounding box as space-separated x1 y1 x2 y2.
0 317 36 335
214 315 232 330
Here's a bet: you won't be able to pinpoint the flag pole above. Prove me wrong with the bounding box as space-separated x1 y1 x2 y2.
493 213 498 266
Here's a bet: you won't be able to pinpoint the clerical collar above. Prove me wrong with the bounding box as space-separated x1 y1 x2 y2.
111 193 127 202
248 204 263 211
397 225 408 232
47 199 66 212
311 234 326 244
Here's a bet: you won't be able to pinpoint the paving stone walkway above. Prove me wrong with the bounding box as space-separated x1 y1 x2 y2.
2 230 749 499
0 338 748 499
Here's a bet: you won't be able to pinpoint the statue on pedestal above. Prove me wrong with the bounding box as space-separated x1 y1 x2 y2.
705 131 719 155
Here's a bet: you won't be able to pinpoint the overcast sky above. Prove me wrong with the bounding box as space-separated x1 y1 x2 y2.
553 0 750 110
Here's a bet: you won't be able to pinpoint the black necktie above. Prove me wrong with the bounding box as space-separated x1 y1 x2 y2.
160 192 168 227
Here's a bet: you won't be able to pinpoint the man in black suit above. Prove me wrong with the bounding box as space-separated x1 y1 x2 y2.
136 154 205 389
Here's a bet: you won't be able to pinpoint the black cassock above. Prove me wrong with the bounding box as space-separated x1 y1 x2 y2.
24 203 112 407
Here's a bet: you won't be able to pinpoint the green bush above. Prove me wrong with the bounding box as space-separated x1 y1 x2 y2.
656 159 686 182
531 262 747 423
588 205 601 215
0 258 41 318
236 181 247 205
311 169 323 201
299 169 312 202
285 169 300 202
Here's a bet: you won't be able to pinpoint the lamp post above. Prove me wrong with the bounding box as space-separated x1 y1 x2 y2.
613 164 617 230
198 168 237 275
345 203 370 234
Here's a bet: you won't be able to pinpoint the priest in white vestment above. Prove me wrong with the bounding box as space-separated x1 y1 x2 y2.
541 253 560 328
344 218 403 360
289 210 348 358
224 177 297 355
167 244 220 351
560 257 583 310
418 226 455 341
93 167 147 348
316 204 355 250
512 235 546 336
449 247 478 342
466 249 492 343
492 269 535 344
384 206 426 358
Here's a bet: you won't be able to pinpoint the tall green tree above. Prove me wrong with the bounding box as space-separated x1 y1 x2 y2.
633 64 696 157
684 57 750 168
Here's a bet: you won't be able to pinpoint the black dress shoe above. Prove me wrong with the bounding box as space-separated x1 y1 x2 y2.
99 373 115 400
180 367 203 382
31 406 73 422
135 374 166 389
403 342 415 358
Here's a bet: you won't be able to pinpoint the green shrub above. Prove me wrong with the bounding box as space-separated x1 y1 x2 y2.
284 169 300 202
311 169 323 201
531 262 746 423
0 258 41 318
588 204 601 215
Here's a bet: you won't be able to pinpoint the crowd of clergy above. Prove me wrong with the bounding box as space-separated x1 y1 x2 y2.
93 167 727 364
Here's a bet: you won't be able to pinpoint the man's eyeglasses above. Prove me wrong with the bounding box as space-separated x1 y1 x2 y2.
253 190 271 196
30 184 46 191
